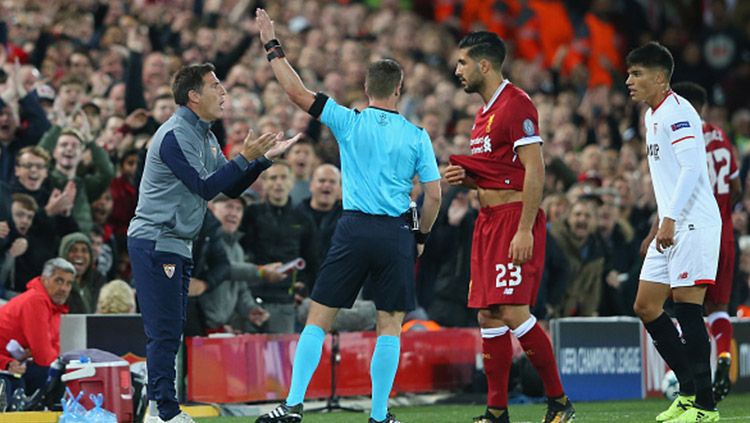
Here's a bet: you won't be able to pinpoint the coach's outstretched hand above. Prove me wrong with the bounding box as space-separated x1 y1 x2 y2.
241 130 277 161
266 133 303 160
241 130 302 161
255 8 276 44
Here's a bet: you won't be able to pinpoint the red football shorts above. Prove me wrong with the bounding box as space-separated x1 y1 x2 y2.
706 238 735 305
468 202 546 308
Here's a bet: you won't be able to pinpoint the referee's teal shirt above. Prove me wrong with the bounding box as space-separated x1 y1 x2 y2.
320 97 440 217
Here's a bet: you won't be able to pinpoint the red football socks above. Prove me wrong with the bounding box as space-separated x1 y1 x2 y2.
709 313 733 356
515 321 564 398
481 328 513 409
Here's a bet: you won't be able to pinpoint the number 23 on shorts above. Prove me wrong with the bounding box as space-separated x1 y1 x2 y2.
495 262 522 288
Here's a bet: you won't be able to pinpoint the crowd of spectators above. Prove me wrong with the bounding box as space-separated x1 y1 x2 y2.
0 0 749 342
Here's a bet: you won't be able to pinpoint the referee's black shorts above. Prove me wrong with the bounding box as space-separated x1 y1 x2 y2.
310 211 416 312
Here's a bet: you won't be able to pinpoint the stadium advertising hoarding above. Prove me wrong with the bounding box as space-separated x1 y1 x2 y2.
185 329 481 403
552 317 643 401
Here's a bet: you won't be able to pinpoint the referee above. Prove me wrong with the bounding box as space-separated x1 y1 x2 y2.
255 9 441 423
128 63 299 423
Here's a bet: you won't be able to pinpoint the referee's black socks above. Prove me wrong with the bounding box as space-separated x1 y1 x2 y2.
674 302 716 410
644 311 695 396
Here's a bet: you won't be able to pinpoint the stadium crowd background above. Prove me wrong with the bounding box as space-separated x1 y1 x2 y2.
0 0 749 336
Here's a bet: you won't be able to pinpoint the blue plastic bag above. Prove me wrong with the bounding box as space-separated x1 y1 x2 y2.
58 387 87 423
85 393 117 423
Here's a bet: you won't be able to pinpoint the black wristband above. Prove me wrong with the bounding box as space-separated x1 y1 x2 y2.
266 47 286 62
415 231 430 244
263 39 281 51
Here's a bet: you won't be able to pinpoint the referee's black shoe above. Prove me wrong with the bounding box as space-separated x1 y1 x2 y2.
255 401 303 423
369 412 402 423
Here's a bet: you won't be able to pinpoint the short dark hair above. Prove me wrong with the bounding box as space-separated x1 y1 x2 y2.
120 148 140 165
12 193 38 213
626 42 674 80
672 82 708 111
458 31 507 70
171 63 215 106
365 59 403 100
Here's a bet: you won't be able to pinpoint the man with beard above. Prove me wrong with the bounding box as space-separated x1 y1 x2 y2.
444 31 573 423
550 198 605 317
58 232 105 314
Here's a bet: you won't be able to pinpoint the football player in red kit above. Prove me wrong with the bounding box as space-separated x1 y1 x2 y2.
445 31 574 423
672 82 740 403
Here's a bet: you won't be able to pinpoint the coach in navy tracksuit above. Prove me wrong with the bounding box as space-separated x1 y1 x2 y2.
127 63 299 423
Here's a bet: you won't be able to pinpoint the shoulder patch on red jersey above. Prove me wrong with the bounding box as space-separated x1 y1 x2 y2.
522 119 535 136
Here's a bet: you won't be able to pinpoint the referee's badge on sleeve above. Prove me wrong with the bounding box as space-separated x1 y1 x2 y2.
163 264 176 279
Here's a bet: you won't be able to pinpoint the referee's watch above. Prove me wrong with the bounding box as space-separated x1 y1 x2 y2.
415 231 430 244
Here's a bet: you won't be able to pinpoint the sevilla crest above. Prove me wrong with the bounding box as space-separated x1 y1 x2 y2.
163 264 176 279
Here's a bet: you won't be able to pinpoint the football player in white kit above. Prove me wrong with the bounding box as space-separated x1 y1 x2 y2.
627 42 721 423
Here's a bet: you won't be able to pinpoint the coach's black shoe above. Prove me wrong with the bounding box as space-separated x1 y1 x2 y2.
713 352 732 403
472 408 509 423
369 412 402 423
255 401 303 423
542 395 575 423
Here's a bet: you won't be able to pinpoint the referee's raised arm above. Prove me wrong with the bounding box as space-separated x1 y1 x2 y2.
255 8 317 113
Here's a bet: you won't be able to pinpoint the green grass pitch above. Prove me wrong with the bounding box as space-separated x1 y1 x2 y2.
198 393 750 422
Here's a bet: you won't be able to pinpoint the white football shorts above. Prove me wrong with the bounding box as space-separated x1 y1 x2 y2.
639 225 721 288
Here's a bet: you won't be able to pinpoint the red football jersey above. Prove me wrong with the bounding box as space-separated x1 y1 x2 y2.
703 122 738 241
450 81 542 190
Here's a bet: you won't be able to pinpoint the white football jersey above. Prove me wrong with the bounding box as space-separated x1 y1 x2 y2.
644 91 720 229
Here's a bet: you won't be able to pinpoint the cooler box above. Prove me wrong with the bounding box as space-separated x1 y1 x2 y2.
63 360 133 423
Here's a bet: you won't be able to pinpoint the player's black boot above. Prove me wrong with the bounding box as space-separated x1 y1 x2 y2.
542 396 575 423
369 412 402 423
255 401 303 423
472 408 509 423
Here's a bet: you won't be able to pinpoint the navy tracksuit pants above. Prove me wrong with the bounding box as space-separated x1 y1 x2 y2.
128 237 192 421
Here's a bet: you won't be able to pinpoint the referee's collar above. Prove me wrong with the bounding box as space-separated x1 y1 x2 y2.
176 106 214 133
367 105 399 115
